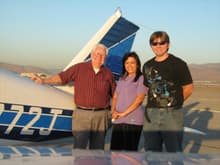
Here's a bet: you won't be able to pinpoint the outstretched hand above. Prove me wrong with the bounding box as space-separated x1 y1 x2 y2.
31 74 44 84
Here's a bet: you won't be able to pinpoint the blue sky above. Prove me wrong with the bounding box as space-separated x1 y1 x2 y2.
0 0 220 69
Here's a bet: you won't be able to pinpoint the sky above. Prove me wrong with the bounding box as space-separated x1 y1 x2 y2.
0 0 220 69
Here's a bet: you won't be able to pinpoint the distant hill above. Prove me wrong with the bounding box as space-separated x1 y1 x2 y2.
189 63 220 85
1 62 220 85
0 62 62 74
0 62 48 74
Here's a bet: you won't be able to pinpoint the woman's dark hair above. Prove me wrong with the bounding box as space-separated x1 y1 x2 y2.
121 51 142 82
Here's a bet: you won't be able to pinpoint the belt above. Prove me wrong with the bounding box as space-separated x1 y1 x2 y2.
158 106 181 111
146 107 181 112
76 106 109 111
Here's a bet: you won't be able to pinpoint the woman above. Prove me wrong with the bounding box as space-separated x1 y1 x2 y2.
110 52 147 151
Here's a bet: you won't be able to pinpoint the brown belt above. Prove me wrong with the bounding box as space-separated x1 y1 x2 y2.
76 106 109 111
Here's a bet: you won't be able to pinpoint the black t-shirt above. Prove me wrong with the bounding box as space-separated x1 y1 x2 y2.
142 54 193 108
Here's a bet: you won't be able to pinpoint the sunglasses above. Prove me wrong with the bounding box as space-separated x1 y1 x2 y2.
151 41 167 46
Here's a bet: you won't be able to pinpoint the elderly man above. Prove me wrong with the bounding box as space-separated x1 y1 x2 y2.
32 44 116 149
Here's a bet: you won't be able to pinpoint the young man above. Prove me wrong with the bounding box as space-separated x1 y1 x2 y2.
142 31 193 152
32 44 116 149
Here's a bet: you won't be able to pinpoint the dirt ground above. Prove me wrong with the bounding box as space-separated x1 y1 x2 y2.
183 85 220 154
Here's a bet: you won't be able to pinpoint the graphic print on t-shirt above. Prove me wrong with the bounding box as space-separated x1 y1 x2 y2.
145 67 177 107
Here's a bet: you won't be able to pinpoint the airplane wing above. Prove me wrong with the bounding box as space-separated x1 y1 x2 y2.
0 146 220 164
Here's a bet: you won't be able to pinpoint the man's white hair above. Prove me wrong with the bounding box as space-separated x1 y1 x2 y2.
91 43 108 55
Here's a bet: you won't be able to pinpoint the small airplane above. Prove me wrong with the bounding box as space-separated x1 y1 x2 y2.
0 8 140 145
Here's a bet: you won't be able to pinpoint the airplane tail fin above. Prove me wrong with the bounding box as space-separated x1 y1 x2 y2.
63 9 139 79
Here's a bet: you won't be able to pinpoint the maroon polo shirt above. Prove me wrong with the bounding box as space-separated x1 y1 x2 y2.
59 62 116 108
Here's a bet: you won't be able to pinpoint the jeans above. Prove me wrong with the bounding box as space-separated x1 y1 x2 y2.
143 107 184 152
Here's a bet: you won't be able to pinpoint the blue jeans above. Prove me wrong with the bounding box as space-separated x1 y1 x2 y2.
143 107 184 152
